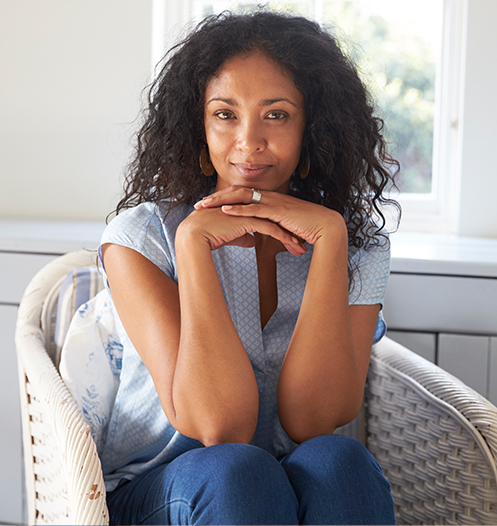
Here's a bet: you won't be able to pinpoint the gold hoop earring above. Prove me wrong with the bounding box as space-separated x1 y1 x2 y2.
299 149 310 180
199 144 215 176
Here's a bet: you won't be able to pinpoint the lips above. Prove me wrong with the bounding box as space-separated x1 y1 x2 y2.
232 163 272 178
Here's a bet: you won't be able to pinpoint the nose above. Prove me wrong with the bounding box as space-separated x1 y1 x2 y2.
236 119 266 154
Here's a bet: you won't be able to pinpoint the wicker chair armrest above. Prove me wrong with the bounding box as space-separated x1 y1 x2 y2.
15 251 108 525
372 336 497 459
367 336 497 525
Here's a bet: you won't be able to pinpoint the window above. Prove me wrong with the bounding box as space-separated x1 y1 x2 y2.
154 0 465 233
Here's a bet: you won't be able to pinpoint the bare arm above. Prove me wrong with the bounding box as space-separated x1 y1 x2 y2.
277 222 380 442
196 187 383 442
101 207 305 446
172 226 259 445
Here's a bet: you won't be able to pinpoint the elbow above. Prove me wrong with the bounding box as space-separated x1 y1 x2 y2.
170 379 259 447
201 429 254 448
197 417 258 447
280 400 363 445
173 408 258 447
281 418 336 445
173 420 256 447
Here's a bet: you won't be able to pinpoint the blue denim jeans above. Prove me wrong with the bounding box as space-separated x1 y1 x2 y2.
107 435 395 525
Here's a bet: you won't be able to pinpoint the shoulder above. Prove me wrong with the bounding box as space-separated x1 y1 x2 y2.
348 228 391 305
100 201 194 276
350 229 390 271
101 203 160 244
102 201 194 244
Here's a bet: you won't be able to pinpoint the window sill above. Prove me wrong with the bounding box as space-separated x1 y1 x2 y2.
390 232 497 278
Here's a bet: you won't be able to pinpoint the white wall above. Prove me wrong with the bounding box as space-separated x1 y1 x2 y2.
0 0 152 221
456 0 497 237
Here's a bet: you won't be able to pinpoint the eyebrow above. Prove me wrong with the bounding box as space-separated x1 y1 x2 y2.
206 97 298 108
262 98 298 108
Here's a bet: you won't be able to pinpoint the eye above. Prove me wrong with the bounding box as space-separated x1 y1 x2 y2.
266 111 288 120
214 111 236 120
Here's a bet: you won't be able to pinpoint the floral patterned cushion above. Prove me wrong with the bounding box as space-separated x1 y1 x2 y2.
58 268 121 454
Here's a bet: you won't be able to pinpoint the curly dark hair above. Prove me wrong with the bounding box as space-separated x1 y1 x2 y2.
116 9 400 256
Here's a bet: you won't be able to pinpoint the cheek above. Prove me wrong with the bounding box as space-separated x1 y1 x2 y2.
205 123 231 155
281 132 304 164
281 116 305 152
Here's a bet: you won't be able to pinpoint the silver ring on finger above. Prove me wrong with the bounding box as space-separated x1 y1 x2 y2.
250 188 262 204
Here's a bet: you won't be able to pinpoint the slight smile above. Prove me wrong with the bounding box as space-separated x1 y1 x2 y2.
232 163 272 178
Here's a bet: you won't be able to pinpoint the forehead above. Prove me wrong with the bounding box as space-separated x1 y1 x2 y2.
205 51 303 102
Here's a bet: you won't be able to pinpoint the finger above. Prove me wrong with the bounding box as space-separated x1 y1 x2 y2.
245 218 306 256
194 187 263 209
221 203 283 223
283 237 307 257
195 187 252 208
222 203 310 248
225 234 256 248
209 216 304 255
197 208 306 255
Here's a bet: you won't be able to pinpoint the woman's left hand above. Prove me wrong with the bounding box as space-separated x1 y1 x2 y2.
194 186 346 246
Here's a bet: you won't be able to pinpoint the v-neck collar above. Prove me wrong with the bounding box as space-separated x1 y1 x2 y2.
212 244 312 361
267 246 312 336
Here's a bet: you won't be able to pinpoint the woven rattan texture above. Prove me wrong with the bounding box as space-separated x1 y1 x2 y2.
27 381 70 524
366 356 497 525
16 251 109 525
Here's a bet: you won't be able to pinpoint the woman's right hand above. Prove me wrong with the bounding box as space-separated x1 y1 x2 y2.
177 206 307 257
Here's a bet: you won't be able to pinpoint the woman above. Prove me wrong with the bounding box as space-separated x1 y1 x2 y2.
99 10 399 525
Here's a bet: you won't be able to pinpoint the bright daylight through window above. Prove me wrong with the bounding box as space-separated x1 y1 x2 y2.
191 0 444 197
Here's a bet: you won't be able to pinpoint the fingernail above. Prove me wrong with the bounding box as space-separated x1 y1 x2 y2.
222 205 233 211
202 197 213 204
292 237 300 244
194 201 203 209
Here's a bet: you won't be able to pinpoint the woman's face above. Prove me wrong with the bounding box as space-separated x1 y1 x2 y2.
204 51 305 194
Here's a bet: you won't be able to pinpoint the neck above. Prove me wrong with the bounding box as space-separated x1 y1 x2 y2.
254 233 285 257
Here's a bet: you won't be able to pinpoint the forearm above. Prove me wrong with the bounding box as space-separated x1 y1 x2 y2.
278 226 362 442
173 230 259 445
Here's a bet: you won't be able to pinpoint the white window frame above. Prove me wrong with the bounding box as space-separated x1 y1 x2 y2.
152 0 466 234
396 0 465 234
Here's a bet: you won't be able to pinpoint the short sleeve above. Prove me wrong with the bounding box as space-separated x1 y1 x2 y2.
98 203 175 286
348 232 391 343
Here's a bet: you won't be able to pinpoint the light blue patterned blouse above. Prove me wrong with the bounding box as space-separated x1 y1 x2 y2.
98 201 390 492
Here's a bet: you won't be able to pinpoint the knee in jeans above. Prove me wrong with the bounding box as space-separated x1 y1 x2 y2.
283 436 395 525
183 443 284 487
328 435 383 472
291 434 383 477
318 434 373 458
165 445 299 524
207 443 282 485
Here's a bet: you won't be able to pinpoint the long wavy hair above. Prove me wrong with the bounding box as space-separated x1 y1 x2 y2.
116 10 400 265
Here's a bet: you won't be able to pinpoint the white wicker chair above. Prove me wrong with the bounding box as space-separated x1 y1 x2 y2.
15 250 497 525
15 251 108 525
368 339 497 524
